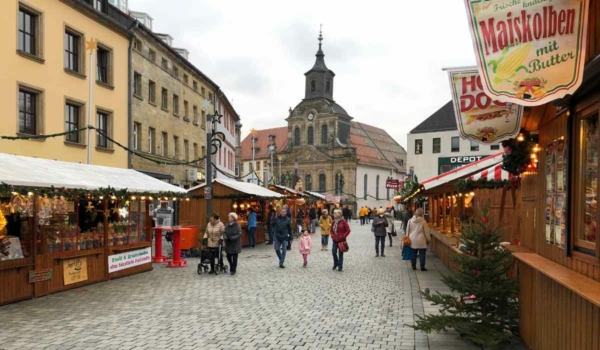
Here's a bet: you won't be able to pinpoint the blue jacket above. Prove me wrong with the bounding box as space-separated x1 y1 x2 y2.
248 212 257 228
272 215 292 242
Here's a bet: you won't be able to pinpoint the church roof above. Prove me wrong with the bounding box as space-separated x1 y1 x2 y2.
305 30 335 76
239 127 288 160
350 122 407 171
409 101 457 134
331 102 348 116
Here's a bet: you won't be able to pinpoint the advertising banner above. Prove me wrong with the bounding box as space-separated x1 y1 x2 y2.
63 257 88 286
108 248 152 274
465 0 590 106
448 67 523 143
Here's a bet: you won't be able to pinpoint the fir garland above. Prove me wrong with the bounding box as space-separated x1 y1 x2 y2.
455 177 521 192
0 183 191 200
501 133 536 175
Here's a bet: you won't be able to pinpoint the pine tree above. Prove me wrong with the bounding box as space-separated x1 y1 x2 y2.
411 202 519 349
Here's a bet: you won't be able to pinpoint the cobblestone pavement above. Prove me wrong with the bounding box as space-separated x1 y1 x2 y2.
0 221 518 350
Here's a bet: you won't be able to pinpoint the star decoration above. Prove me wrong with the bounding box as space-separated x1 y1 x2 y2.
86 37 97 51
85 202 94 213
212 111 223 125
202 99 211 110
250 128 258 136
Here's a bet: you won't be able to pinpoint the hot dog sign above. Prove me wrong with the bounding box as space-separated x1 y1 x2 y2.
448 67 524 144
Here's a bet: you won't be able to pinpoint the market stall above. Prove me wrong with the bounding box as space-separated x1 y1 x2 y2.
181 179 284 247
268 185 312 233
0 153 187 306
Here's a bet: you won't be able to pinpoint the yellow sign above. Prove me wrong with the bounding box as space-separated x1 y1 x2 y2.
465 0 590 106
63 257 88 286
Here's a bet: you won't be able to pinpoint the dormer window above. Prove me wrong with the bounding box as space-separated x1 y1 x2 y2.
326 81 330 92
311 80 316 92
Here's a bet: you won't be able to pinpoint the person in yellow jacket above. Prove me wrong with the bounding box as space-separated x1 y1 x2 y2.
318 209 333 251
359 206 368 226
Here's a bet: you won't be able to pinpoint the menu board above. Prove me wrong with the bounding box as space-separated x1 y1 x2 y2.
545 139 568 248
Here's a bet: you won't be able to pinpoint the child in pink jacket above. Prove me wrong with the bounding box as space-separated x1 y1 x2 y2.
298 230 313 268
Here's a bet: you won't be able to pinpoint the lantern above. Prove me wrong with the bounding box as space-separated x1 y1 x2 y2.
296 198 306 206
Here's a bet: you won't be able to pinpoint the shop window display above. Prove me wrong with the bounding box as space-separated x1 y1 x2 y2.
582 115 598 245
107 199 147 246
0 195 34 260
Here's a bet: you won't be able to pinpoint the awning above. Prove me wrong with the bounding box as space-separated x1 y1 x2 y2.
270 185 305 197
135 169 174 180
0 153 186 193
420 152 504 191
469 163 515 181
188 178 284 198
305 191 326 200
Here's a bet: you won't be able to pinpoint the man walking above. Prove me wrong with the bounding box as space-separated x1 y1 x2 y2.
273 208 292 268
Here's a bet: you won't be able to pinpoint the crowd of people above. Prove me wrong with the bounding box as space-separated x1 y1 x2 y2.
202 204 431 275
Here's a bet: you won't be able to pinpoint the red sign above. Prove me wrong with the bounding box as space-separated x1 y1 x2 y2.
386 180 400 190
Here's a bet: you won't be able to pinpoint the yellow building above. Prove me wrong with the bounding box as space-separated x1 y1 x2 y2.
0 0 132 168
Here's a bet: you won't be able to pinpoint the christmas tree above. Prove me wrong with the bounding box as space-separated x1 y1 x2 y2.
411 202 519 348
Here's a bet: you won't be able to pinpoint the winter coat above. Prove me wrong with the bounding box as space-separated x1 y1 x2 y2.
309 208 317 220
298 235 313 254
372 216 388 237
267 209 276 227
204 220 224 248
331 219 350 243
296 210 304 223
319 215 332 236
273 215 292 242
384 212 394 233
224 221 242 254
248 211 257 228
407 216 431 250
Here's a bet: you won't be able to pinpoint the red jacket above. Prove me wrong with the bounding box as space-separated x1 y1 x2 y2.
330 219 350 243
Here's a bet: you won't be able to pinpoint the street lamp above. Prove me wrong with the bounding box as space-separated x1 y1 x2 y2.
268 143 275 186
277 155 283 184
204 98 222 226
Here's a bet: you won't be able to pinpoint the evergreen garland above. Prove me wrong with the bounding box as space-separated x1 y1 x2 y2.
0 184 191 200
501 135 536 175
455 177 521 193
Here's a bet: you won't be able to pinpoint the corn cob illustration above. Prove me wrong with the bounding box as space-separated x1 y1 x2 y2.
493 44 531 83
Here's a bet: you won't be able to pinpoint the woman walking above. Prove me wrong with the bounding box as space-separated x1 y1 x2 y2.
384 208 395 247
331 209 350 272
224 212 242 276
372 208 389 257
318 209 332 250
204 213 224 274
406 208 431 271
298 229 313 267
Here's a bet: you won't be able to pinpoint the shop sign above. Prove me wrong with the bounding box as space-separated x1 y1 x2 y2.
386 180 400 190
438 156 490 175
465 0 590 106
448 67 523 143
108 247 151 274
29 268 52 283
63 257 88 286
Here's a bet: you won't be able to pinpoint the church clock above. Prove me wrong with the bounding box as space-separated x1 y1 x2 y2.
307 113 314 121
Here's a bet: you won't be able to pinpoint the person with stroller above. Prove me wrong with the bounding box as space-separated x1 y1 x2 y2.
273 208 292 268
224 212 242 276
204 213 224 274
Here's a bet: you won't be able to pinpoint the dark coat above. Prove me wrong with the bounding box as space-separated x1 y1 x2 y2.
309 208 317 220
273 215 292 242
224 221 242 254
372 216 389 237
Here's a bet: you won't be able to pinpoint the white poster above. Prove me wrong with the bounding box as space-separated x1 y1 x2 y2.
108 247 152 273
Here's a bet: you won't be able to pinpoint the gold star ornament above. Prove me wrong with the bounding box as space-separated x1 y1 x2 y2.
86 37 97 52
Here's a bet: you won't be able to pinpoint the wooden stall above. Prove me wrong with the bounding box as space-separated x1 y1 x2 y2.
0 153 186 306
181 179 285 247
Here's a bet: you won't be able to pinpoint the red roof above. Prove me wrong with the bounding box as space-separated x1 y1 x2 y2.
240 127 288 160
350 122 406 170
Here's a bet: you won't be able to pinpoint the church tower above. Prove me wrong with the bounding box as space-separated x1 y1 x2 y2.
304 29 335 101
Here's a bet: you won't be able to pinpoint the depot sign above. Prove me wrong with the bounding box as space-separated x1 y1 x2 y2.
465 0 590 106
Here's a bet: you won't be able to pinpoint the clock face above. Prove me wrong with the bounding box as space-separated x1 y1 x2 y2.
307 113 314 121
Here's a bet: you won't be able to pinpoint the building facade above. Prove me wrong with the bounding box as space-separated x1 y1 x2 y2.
407 101 502 181
130 18 218 187
0 0 132 168
214 92 240 180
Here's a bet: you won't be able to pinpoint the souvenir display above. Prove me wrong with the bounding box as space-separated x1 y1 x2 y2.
545 139 569 248
0 236 24 261
11 194 33 217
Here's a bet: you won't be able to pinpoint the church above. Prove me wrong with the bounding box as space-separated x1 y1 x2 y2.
240 31 407 214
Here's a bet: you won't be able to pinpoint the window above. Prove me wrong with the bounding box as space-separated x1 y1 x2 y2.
173 136 179 159
161 58 168 70
470 140 480 151
65 103 80 143
451 137 460 152
257 161 261 171
18 90 37 135
93 0 103 11
305 175 312 191
184 100 189 118
335 174 344 196
184 140 189 161
18 8 37 55
201 87 206 96
311 80 316 92
294 127 300 146
432 138 441 154
321 124 328 144
364 174 368 199
326 80 330 92
193 81 198 91
149 49 156 62
307 126 314 145
148 80 156 103
133 38 141 51
64 31 80 72
161 88 168 110
201 145 206 158
133 122 140 150
208 92 213 101
183 74 188 84
96 112 109 148
376 175 380 200
193 142 198 164
319 174 326 193
133 72 142 97
148 127 155 154
415 139 423 154
160 132 167 157
173 94 179 115
491 144 500 150
201 110 206 128
173 66 179 77
97 46 110 84
193 105 198 124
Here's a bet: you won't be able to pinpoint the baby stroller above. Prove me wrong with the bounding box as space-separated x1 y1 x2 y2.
197 238 228 275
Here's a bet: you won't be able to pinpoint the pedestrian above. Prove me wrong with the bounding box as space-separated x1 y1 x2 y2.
247 207 257 248
403 208 412 235
317 207 322 220
318 209 332 250
224 212 242 276
372 208 389 257
296 208 304 235
298 229 313 268
406 208 431 271
266 205 276 245
342 206 349 221
367 207 372 224
331 209 350 272
309 206 317 234
384 208 395 247
273 208 292 268
204 213 224 274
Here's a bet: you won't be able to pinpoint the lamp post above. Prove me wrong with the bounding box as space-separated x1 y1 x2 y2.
268 144 275 186
250 128 257 185
277 155 283 184
204 98 222 226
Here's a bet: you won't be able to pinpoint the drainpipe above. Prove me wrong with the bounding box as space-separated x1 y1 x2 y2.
127 21 140 169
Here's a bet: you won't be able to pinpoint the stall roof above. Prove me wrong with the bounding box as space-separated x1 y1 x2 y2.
421 152 505 191
189 178 284 198
0 153 187 193
271 185 305 197
469 163 515 181
305 191 326 200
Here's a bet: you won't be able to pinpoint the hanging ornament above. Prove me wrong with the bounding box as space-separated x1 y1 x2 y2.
86 201 94 213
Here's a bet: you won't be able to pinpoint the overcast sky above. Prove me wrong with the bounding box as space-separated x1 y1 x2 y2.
129 0 477 148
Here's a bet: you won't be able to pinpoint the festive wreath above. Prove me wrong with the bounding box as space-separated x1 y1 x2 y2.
501 133 536 175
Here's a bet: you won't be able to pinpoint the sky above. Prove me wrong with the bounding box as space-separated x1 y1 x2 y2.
128 0 478 149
